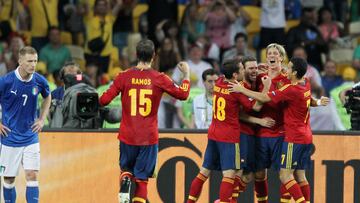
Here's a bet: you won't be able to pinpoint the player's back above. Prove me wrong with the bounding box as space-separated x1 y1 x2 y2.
105 67 190 145
282 78 312 144
208 77 246 143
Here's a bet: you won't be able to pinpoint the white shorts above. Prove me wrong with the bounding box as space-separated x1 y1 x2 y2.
0 143 40 176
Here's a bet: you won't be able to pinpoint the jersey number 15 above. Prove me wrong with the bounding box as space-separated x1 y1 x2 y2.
129 89 152 117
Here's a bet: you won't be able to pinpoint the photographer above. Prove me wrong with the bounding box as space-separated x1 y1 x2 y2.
341 81 360 130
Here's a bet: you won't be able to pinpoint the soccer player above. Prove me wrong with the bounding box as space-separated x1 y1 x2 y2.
256 44 293 203
187 59 252 203
229 57 329 203
99 39 190 203
0 46 51 203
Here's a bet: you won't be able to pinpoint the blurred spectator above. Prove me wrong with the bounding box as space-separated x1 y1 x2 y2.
0 51 6 76
3 35 25 72
138 12 149 38
146 0 178 45
28 0 59 52
222 32 255 61
350 0 360 22
154 37 181 76
39 26 71 74
112 0 137 52
227 0 251 46
321 60 343 97
172 44 212 88
192 68 219 129
58 0 86 45
196 35 220 62
85 63 100 87
286 7 328 70
259 0 286 49
0 0 28 31
203 0 236 50
84 0 122 74
292 45 325 97
324 0 348 23
180 3 206 46
317 6 343 46
155 19 185 58
353 45 360 79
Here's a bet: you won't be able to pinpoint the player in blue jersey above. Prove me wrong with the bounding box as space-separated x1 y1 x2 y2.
0 46 51 203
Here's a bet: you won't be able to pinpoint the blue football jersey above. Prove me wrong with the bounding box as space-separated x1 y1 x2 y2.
0 69 50 147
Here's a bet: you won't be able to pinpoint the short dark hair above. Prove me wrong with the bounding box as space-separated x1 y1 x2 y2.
136 39 155 63
202 68 219 81
221 59 241 79
241 55 256 68
290 57 307 79
234 32 248 43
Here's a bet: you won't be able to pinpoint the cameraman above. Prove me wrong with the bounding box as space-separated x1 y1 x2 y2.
341 81 360 130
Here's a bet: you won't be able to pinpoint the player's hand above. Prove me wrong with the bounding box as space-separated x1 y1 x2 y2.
319 96 330 106
258 117 275 128
31 119 45 133
0 123 11 137
258 63 269 74
228 80 244 93
261 76 271 90
177 61 190 74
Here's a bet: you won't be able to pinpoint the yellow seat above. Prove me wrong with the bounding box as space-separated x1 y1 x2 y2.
178 4 186 24
133 4 148 33
242 6 261 35
285 20 300 32
260 48 267 63
111 47 120 67
61 31 72 45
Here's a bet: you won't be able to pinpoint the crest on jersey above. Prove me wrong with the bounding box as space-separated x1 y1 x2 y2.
32 87 38 95
276 81 284 89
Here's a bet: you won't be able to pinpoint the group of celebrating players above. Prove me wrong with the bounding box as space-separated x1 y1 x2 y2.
0 39 330 203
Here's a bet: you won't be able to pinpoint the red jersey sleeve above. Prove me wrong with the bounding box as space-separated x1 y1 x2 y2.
99 73 123 106
158 73 190 100
267 84 294 104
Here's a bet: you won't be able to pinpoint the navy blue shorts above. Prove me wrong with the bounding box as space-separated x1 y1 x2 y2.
240 133 256 172
202 139 240 171
255 136 284 170
280 141 312 170
119 142 158 179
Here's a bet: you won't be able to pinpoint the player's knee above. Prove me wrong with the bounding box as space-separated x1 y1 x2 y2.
222 169 235 178
4 177 15 184
254 170 266 180
294 170 307 182
279 169 293 183
242 172 254 183
200 167 211 177
25 170 38 181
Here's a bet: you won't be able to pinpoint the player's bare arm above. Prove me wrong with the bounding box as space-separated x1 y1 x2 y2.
229 76 272 103
0 123 11 136
310 96 330 107
32 94 51 133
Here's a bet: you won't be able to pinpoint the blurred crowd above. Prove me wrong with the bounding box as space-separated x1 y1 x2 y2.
0 0 359 130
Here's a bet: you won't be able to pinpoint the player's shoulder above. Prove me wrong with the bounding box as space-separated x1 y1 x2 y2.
278 83 292 91
0 71 15 83
33 72 49 84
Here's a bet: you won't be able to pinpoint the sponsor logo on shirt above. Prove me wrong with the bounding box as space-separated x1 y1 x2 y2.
10 90 17 95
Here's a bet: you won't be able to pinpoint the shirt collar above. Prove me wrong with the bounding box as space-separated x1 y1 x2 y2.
15 67 33 82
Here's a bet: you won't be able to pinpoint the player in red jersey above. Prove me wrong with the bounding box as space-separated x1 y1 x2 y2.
187 58 252 203
232 55 276 202
229 57 329 203
99 39 190 203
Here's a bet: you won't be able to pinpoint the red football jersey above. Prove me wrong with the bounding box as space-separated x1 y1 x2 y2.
268 78 312 144
239 82 256 135
256 73 290 137
208 77 249 143
99 67 190 145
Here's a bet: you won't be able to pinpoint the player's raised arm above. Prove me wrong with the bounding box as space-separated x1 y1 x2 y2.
160 61 190 100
